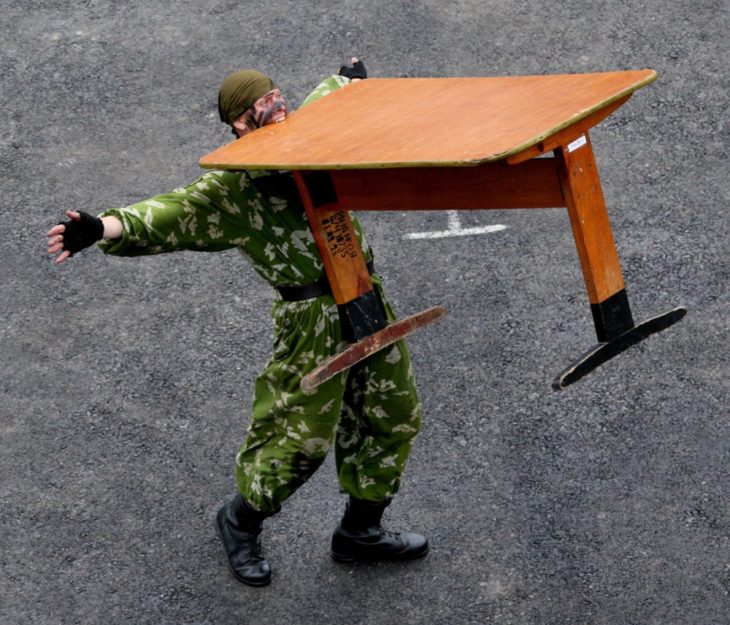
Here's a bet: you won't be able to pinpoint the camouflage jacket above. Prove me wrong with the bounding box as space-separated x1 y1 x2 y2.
98 75 372 288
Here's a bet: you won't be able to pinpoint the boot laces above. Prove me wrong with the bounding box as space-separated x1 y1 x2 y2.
247 532 264 561
380 528 403 542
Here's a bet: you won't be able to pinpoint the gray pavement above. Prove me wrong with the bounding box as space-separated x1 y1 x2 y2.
1 1 728 624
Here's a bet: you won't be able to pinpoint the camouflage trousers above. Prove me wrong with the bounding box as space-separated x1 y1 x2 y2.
235 277 422 513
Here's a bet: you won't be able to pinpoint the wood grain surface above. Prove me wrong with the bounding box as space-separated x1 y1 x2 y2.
199 70 657 170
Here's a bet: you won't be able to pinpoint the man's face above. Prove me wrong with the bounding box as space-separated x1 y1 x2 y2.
234 88 288 137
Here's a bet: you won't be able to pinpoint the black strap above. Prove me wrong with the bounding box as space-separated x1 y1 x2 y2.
276 259 375 302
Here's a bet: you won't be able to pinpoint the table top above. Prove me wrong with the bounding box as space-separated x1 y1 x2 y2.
199 69 657 170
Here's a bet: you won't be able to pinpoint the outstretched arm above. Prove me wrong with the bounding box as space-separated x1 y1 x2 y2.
47 170 257 264
47 210 123 265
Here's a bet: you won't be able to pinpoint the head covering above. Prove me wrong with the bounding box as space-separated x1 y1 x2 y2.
218 70 277 125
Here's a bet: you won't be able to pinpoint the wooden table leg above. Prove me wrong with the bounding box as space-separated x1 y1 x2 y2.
553 132 686 388
556 132 634 341
294 170 387 340
293 171 445 391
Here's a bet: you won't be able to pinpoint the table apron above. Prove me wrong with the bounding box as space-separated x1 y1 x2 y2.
328 159 566 211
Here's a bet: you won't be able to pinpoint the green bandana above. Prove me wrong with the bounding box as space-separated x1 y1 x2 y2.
218 70 277 125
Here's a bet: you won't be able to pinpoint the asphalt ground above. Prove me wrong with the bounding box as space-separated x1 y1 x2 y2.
1 1 728 624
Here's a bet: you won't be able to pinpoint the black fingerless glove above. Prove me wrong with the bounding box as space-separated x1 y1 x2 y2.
339 60 367 80
60 211 104 255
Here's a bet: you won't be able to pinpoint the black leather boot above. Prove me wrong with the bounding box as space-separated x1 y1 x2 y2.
215 495 273 586
330 497 429 562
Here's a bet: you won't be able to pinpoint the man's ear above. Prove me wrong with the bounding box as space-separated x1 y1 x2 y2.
232 116 250 137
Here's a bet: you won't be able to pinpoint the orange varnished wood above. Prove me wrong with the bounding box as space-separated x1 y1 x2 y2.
292 172 373 304
556 132 625 304
202 71 654 315
506 95 631 165
200 71 657 170
199 71 668 389
300 306 447 391
330 159 565 211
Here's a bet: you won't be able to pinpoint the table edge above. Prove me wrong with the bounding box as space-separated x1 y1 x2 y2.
199 70 658 171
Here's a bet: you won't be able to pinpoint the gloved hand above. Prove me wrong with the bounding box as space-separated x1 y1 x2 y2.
56 210 104 255
339 58 367 80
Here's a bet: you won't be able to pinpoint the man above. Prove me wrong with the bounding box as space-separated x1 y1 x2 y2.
47 59 428 587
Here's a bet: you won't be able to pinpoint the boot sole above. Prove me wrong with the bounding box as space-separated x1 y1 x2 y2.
330 544 429 563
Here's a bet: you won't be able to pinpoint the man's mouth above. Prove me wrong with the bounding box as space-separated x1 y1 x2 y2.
261 107 287 126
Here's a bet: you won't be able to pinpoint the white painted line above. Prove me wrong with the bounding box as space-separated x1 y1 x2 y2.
403 210 508 240
404 224 508 239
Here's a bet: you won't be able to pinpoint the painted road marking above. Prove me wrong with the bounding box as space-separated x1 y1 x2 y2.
403 211 508 240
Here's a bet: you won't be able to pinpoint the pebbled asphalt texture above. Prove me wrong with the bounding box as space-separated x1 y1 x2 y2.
1 1 728 624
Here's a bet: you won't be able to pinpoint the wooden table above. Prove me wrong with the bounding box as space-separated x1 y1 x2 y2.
200 70 685 390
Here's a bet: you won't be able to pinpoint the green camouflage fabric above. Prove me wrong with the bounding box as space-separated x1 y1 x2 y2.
238 282 421 512
98 75 423 513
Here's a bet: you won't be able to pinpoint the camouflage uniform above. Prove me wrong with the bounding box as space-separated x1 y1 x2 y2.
99 76 422 514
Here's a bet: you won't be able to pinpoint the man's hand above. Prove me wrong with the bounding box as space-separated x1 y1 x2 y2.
339 57 367 81
47 210 104 265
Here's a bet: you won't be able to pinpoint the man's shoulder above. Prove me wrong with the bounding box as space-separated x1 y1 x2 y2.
301 75 351 107
165 169 248 196
192 168 293 194
199 168 249 185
